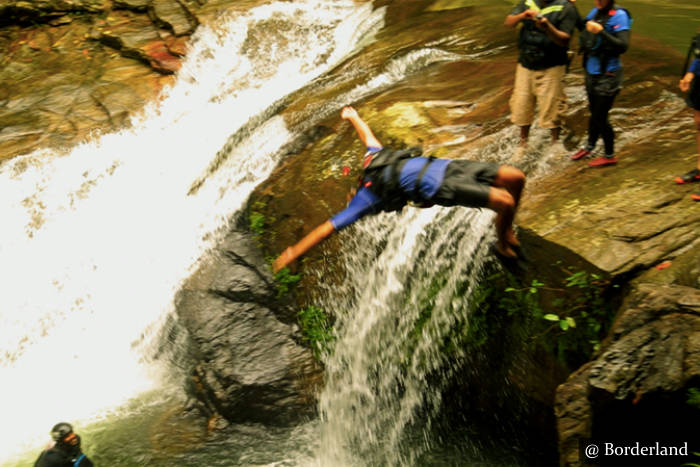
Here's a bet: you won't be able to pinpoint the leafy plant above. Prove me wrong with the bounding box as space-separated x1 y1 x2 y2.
248 201 268 236
298 305 334 360
249 211 265 236
497 267 613 365
274 267 301 298
682 451 700 467
687 387 700 410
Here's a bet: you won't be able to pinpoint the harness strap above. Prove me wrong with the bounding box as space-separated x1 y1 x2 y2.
74 454 86 467
412 156 435 202
683 34 700 77
524 0 564 15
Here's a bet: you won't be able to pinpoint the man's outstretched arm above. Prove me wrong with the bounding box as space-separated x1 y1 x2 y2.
272 106 380 273
341 106 382 148
272 220 336 272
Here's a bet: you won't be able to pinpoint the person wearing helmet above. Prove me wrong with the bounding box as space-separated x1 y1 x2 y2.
34 422 93 467
272 106 526 272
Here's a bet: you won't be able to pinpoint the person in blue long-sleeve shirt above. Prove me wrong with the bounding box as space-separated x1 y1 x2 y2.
676 31 700 201
272 106 526 272
569 0 631 167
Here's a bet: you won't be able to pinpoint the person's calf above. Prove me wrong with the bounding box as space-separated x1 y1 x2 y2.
550 126 561 142
494 166 525 203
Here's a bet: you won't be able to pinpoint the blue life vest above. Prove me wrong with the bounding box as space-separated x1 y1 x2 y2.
580 6 632 74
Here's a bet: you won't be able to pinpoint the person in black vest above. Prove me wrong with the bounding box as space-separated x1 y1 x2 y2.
569 0 631 167
272 106 526 272
504 0 579 157
34 422 93 467
676 29 700 201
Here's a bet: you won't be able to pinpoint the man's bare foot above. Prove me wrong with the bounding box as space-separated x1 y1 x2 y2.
495 243 518 259
506 230 520 247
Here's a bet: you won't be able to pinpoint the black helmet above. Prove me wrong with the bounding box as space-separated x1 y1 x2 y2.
50 422 73 442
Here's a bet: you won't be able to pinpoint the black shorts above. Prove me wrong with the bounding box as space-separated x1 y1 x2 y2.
585 70 623 97
687 78 700 111
431 160 499 208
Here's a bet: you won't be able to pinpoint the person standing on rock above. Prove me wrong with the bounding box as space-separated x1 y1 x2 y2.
569 0 631 167
34 422 93 467
676 29 700 201
504 0 579 159
272 106 526 272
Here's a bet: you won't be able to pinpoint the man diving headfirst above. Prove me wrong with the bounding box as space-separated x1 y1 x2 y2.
272 106 526 272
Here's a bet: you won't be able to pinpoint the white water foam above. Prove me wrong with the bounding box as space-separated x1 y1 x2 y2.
313 201 495 465
0 0 384 459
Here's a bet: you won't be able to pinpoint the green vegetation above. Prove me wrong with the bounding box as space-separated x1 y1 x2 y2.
407 262 616 371
273 267 301 298
297 305 334 360
499 268 613 365
683 451 700 467
687 387 700 410
248 200 270 237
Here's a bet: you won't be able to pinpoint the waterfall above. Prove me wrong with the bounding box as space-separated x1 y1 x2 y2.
0 0 383 459
314 204 495 465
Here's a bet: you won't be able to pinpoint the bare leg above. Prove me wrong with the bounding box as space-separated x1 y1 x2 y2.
488 187 518 258
550 126 560 143
491 165 526 247
519 125 530 146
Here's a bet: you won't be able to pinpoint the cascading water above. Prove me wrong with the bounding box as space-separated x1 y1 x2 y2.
308 104 538 463
0 1 384 461
313 207 494 466
5 0 677 462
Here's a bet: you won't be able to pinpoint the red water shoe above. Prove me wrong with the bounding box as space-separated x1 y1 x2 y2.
588 156 617 167
674 168 700 184
570 148 591 160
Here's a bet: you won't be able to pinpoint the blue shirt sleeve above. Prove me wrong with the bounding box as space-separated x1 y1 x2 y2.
690 58 700 75
330 187 383 231
608 9 630 33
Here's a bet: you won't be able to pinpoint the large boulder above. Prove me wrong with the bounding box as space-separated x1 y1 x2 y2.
555 283 700 466
176 228 321 426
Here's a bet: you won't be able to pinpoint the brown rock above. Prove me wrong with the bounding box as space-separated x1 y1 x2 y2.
149 0 197 36
113 0 150 11
92 10 182 73
555 284 700 466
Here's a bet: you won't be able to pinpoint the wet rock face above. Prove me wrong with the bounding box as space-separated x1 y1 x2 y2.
555 284 700 467
0 0 267 161
176 229 320 426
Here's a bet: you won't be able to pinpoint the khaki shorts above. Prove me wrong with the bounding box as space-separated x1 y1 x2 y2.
509 63 567 129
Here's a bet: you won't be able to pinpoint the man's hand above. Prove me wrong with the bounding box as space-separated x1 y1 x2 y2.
535 15 549 30
273 247 295 273
523 9 538 20
341 106 359 121
680 72 694 92
505 9 537 28
585 20 603 34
